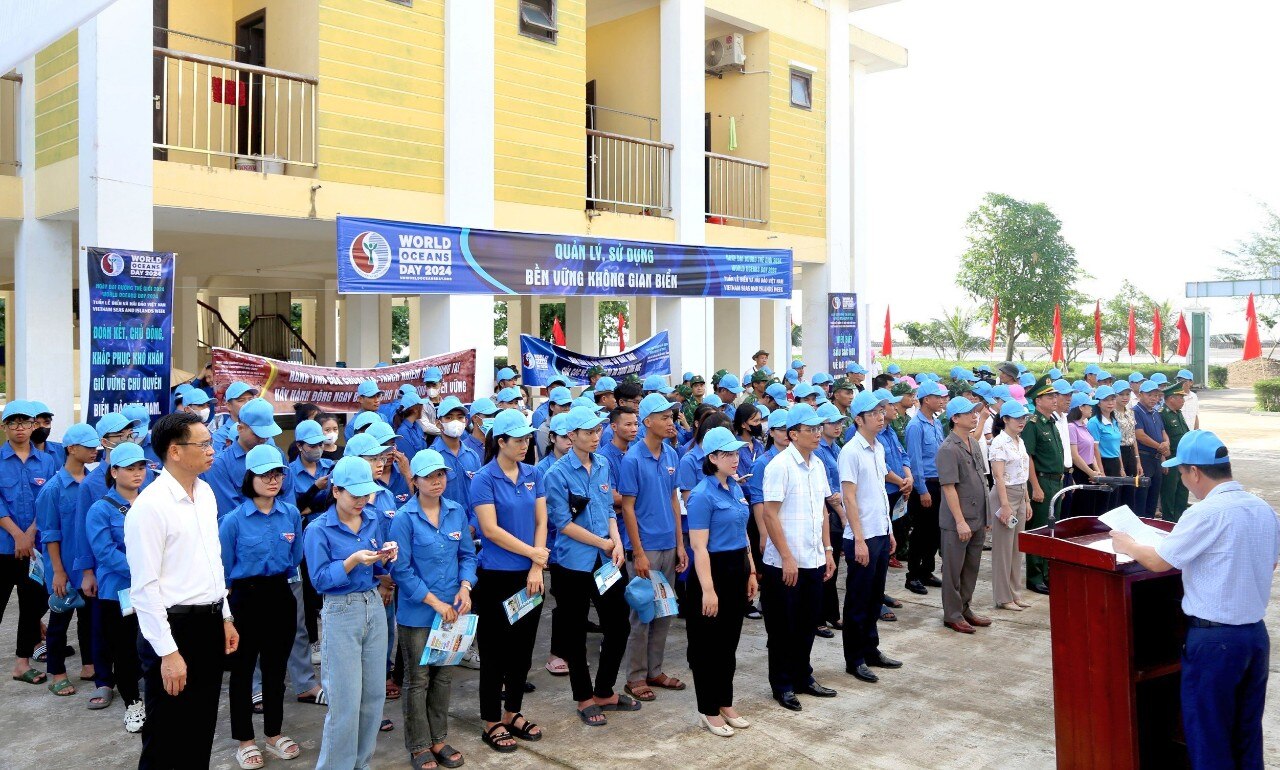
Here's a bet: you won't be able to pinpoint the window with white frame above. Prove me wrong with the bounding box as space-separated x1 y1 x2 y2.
789 69 813 109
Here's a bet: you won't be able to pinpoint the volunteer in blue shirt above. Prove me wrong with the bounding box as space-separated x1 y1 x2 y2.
390 449 477 768
29 401 66 468
470 411 550 753
86 442 149 732
392 390 429 460
466 398 500 458
304 456 400 770
205 397 287 519
533 387 574 462
219 445 305 766
732 405 765 473
496 367 519 392
367 420 413 503
745 409 789 619
0 400 61 686
431 396 483 531
378 384 419 424
1132 380 1167 517
904 380 948 595
873 390 913 576
532 374 571 429
177 387 215 429
601 406 637 508
35 422 101 695
282 418 330 706
1087 385 1124 510
715 375 744 421
213 381 261 452
289 419 334 517
123 404 163 471
685 426 756 736
345 379 386 440
545 406 639 727
536 413 572 677
593 376 619 412
1111 431 1280 770
815 403 848 636
495 387 522 411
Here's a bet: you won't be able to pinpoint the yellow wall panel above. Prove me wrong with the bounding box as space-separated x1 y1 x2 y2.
34 32 78 169
767 31 826 239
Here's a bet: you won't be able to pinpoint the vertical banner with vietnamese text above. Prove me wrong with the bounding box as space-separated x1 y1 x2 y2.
828 292 859 375
85 248 175 421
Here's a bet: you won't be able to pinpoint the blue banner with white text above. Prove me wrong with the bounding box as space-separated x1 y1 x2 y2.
85 248 174 421
828 292 860 375
520 332 671 387
337 216 792 299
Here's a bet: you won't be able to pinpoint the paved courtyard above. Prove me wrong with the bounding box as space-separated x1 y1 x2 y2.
2 389 1277 769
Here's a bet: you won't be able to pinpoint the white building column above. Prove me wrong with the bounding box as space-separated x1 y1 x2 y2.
421 0 497 388
342 294 382 369
564 297 597 354
76 0 154 421
713 299 761 377
657 0 709 377
850 60 872 370
316 280 339 366
171 276 200 374
760 300 791 371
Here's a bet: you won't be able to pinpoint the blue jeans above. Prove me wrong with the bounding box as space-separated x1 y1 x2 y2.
317 589 388 770
1182 621 1269 770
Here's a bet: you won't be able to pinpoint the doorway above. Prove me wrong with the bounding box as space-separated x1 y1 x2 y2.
235 11 266 159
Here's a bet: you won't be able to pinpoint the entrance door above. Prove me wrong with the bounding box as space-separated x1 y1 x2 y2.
235 12 266 159
704 112 712 219
585 80 597 209
152 0 167 160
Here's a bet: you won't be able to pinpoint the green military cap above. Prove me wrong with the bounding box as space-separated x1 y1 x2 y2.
622 373 643 385
890 382 913 397
675 383 693 399
711 369 729 387
1162 383 1183 397
750 370 772 384
832 378 855 392
1025 374 1055 401
587 365 605 376
689 374 706 385
949 380 973 397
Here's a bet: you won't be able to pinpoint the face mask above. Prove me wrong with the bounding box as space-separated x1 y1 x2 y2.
441 419 466 438
301 446 324 463
30 427 50 445
193 407 210 423
322 430 340 446
426 387 440 399
748 424 763 438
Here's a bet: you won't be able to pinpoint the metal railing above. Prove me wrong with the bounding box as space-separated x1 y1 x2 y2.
197 300 243 354
153 46 317 169
196 300 316 365
706 151 769 224
586 129 672 215
586 104 658 141
0 73 20 176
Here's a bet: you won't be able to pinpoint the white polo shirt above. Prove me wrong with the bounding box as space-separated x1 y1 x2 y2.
836 431 890 541
761 443 831 569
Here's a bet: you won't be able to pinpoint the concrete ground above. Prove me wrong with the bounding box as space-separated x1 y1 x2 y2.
2 389 1278 769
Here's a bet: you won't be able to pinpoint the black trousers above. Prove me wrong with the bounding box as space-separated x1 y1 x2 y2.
1137 449 1163 518
0 554 46 658
1099 456 1123 512
906 478 941 581
475 568 543 722
548 560 630 702
228 576 295 741
44 601 92 676
1117 445 1139 509
98 599 142 703
888 490 909 561
685 548 747 715
759 564 823 696
821 508 844 624
842 534 890 668
138 608 226 770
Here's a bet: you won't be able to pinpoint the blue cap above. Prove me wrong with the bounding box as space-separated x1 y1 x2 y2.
365 421 398 446
182 389 213 406
422 367 444 383
495 387 522 404
108 442 147 468
356 380 381 398
595 377 618 394
331 456 382 496
756 405 771 419
785 404 824 428
784 369 800 385
294 419 326 445
436 396 467 419
352 411 384 433
989 384 1012 400
949 366 977 382
398 390 422 410
1128 372 1146 383
816 403 844 423
548 387 573 406
547 373 571 387
761 366 774 376
701 425 748 455
793 383 815 400
717 374 744 395
245 444 285 474
791 359 805 370
1047 368 1063 380
872 387 902 404
62 423 101 449
1000 401 1030 419
1071 380 1090 393
1161 430 1229 468
1018 373 1037 388
767 409 790 429
1098 370 1113 380
410 448 453 478
976 365 994 374
682 372 695 383
469 398 499 418
849 391 883 417
814 392 830 405
624 576 656 624
344 433 387 458
1015 363 1029 373
1050 380 1074 396
496 367 518 382
226 382 258 400
1150 373 1169 385
49 588 86 613
886 364 901 375
972 380 993 396
700 394 724 409
571 396 604 413
638 393 678 422
548 412 572 436
122 405 152 436
1070 392 1098 409
564 406 608 433
642 375 674 394
2 400 36 420
1093 385 1117 401
1177 369 1193 381
374 362 390 368
765 383 789 403
1083 364 1102 376
95 412 140 438
845 362 867 375
491 409 535 438
1139 380 1160 393
945 396 979 419
30 400 53 417
811 372 833 385
916 381 948 400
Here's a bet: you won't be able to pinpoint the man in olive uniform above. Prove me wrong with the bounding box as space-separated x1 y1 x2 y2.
830 378 856 436
1159 384 1191 521
890 383 913 444
587 365 606 390
743 370 772 406
681 374 707 426
1022 375 1066 595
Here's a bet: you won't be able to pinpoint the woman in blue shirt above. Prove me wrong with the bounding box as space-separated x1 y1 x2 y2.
536 412 572 677
390 449 477 770
219 444 305 767
84 442 148 733
1087 385 1124 511
392 391 429 461
471 410 549 753
745 409 788 620
685 427 757 737
304 456 399 770
732 404 765 473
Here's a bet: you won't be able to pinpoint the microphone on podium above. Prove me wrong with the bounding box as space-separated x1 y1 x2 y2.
1048 475 1152 536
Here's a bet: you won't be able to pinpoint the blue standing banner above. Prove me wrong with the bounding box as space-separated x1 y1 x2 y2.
337 216 792 299
520 332 671 387
828 292 859 375
85 247 175 421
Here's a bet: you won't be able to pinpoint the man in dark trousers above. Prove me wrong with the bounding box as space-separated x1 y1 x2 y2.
903 381 948 595
1022 375 1066 595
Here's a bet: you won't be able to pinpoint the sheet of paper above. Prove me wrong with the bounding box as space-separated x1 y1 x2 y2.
1098 505 1168 548
650 571 679 619
1082 537 1135 565
421 613 478 666
503 588 543 625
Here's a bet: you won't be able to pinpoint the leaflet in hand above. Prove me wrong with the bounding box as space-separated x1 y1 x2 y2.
1098 505 1168 548
27 556 45 586
593 560 621 595
119 589 135 616
421 613 478 666
503 588 543 625
650 571 679 619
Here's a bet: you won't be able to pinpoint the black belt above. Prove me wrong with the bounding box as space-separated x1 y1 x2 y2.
1187 615 1248 629
1036 470 1064 478
167 599 224 616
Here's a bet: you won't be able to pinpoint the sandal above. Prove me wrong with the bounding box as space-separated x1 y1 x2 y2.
882 596 903 609
252 691 264 714
87 685 115 709
544 657 569 676
576 704 607 727
505 712 542 742
411 750 438 770
482 723 518 753
263 736 300 760
598 693 642 711
48 677 77 696
33 642 47 662
646 674 686 691
624 680 656 702
827 619 844 630
431 743 465 768
386 678 401 700
12 668 47 685
880 609 898 622
296 688 328 705
380 718 395 732
235 744 264 769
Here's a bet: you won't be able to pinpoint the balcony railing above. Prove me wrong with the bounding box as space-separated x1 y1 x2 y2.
586 129 672 215
706 152 768 224
153 46 317 169
0 73 20 176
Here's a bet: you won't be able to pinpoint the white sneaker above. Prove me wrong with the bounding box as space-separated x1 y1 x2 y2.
311 641 321 665
124 701 145 733
460 646 480 670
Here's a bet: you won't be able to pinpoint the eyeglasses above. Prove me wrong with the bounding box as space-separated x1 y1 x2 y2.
792 425 821 434
257 471 285 482
5 419 36 429
176 440 215 450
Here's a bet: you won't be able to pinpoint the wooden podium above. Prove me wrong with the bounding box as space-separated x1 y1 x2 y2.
1020 516 1189 769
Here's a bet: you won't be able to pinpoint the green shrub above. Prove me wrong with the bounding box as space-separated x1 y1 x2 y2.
1254 379 1280 412
1208 365 1228 389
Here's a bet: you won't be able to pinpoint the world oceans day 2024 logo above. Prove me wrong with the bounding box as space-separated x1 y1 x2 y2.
100 252 125 277
349 231 393 280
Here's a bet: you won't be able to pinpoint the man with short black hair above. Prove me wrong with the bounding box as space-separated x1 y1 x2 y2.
742 349 769 383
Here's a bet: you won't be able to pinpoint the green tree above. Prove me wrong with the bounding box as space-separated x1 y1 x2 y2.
494 301 508 347
597 300 629 352
539 302 567 342
1100 281 1154 362
1027 298 1091 367
391 304 409 358
1221 202 1280 355
934 306 985 359
957 192 1081 361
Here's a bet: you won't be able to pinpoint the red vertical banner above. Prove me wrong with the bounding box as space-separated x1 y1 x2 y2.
1151 307 1163 360
1051 304 1064 364
617 312 626 351
552 316 566 346
1176 312 1191 357
881 306 893 356
1127 306 1137 356
989 297 1000 353
1093 301 1103 356
1243 293 1262 360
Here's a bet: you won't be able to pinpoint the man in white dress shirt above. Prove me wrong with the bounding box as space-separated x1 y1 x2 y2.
125 412 238 770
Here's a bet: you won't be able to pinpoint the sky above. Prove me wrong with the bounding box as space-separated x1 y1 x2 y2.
851 0 1280 336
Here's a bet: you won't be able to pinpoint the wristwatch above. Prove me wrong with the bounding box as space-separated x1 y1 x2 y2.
224 615 236 624
459 581 473 591
824 546 834 552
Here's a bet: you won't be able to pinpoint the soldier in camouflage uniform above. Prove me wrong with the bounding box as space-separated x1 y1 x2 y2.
1022 374 1065 595
1159 384 1191 521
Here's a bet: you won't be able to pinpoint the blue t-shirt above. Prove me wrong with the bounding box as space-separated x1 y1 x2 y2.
616 441 680 551
746 446 780 507
395 419 429 461
303 506 390 595
676 445 707 493
1133 403 1165 452
204 440 290 520
86 489 133 601
219 497 305 581
816 439 841 501
1087 415 1122 460
0 443 59 555
599 439 629 493
686 476 750 553
390 496 478 628
877 425 910 496
544 451 615 572
906 413 944 491
35 469 82 592
468 460 546 571
429 437 482 528
535 453 563 562
288 456 335 514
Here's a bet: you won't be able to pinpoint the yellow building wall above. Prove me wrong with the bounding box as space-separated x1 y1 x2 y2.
317 0 444 193
768 32 826 239
34 32 78 169
584 7 660 138
494 0 587 210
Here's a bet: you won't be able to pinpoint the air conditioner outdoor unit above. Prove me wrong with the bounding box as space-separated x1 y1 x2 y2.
706 33 746 72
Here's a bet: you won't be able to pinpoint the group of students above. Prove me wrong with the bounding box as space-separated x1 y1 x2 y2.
0 355 1211 769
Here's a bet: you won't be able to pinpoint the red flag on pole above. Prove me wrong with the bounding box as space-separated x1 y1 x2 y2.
1093 301 1103 356
989 298 1000 353
1051 304 1064 364
552 316 566 346
1127 306 1137 356
617 313 626 351
1243 292 1263 360
1176 312 1191 357
881 307 893 356
1151 307 1163 360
